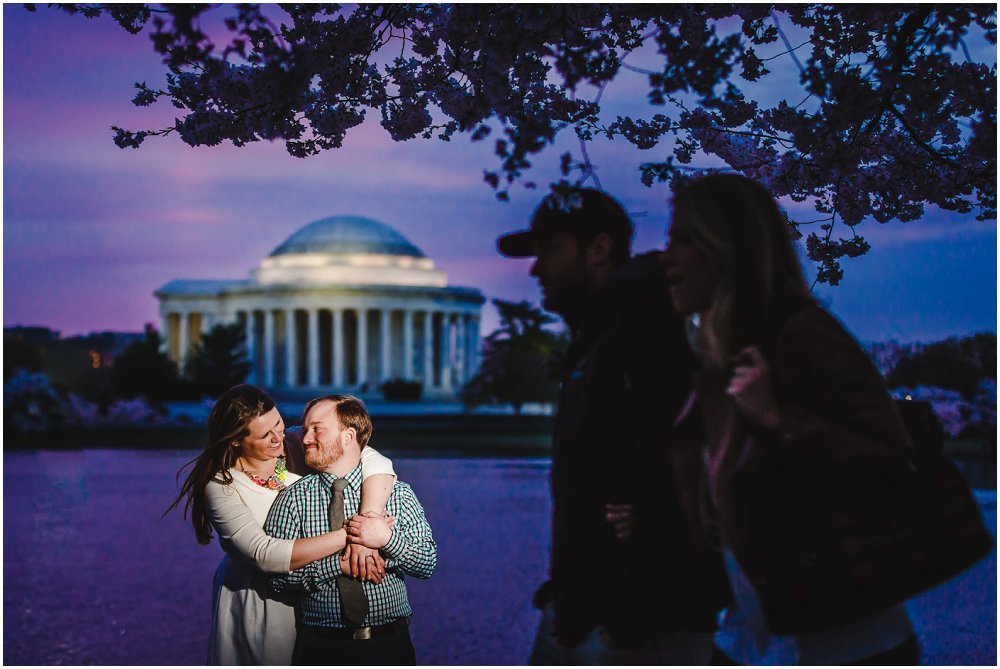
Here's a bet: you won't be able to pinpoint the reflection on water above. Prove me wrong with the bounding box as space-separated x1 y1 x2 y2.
3 449 996 665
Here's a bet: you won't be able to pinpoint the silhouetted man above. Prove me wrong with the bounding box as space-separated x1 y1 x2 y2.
497 188 722 664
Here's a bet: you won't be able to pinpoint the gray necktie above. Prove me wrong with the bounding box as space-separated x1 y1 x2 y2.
329 477 369 626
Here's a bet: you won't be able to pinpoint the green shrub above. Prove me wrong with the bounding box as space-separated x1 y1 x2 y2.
381 378 422 401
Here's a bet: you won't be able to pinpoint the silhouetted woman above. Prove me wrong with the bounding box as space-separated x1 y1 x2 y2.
661 174 919 664
167 384 395 665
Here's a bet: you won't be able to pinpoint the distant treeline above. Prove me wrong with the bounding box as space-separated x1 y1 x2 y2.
873 333 996 400
5 324 996 406
3 323 248 405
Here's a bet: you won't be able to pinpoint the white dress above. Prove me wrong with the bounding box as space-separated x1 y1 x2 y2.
205 447 395 665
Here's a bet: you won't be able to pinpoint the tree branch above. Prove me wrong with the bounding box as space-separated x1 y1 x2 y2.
769 9 806 76
887 105 963 168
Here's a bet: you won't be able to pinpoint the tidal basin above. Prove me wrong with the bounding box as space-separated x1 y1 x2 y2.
3 449 996 665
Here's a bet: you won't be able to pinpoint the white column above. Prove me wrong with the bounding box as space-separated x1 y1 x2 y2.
356 309 368 387
423 311 434 389
380 309 391 382
263 310 276 387
285 310 297 388
307 309 319 388
452 314 465 386
178 312 189 371
159 314 169 355
244 311 257 384
333 309 345 387
461 314 472 386
469 316 481 378
439 313 452 392
403 310 414 380
460 314 471 381
192 312 204 352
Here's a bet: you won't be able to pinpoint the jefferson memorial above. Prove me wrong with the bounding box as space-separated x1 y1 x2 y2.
155 216 485 400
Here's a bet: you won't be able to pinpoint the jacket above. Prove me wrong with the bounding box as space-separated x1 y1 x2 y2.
679 303 920 634
546 252 728 648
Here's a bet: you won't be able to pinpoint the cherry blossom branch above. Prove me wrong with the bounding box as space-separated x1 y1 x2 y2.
887 105 963 168
50 3 993 284
760 39 811 62
769 9 806 76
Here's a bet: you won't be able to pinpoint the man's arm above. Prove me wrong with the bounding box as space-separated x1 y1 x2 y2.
264 488 346 593
346 483 436 579
601 298 697 537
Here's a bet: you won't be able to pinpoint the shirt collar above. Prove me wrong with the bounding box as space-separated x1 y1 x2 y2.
319 462 363 491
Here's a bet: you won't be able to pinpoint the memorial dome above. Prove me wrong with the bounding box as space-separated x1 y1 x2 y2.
270 216 426 258
253 215 445 287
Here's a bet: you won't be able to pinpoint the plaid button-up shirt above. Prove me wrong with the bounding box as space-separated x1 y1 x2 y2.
264 462 436 628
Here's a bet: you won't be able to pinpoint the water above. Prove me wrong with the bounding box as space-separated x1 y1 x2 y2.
3 450 551 665
3 450 996 665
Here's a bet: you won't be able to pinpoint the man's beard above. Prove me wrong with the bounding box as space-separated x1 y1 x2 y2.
539 261 592 326
304 441 344 470
542 284 590 328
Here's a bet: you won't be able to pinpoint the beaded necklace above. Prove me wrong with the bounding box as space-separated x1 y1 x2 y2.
240 456 287 491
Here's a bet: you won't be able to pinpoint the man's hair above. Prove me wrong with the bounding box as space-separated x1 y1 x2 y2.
531 187 632 265
303 394 373 448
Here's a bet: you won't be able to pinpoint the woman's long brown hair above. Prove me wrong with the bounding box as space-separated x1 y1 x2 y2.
164 384 276 545
671 173 813 367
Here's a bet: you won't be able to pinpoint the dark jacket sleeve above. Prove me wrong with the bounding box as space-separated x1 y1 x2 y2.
762 307 913 465
605 298 698 500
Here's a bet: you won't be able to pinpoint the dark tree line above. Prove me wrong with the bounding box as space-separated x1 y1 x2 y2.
887 333 997 400
4 323 252 405
184 323 253 397
8 312 993 414
113 322 251 401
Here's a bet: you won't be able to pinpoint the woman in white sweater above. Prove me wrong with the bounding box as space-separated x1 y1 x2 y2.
168 385 396 665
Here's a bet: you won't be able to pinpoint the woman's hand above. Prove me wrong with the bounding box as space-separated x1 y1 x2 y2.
727 346 780 428
605 503 635 541
345 514 395 550
340 543 386 583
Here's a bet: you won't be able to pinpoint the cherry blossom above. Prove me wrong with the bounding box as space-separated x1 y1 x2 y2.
41 3 997 284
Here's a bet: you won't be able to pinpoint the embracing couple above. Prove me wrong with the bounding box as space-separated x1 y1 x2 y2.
167 388 436 665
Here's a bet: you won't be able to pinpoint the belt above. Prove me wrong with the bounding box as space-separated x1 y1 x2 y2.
307 617 408 641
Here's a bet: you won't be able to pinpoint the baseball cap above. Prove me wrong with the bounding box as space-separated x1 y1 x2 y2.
496 188 634 258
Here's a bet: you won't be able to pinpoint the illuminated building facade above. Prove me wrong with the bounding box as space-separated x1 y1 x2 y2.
155 216 484 399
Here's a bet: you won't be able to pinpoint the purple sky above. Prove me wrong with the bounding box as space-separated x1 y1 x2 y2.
4 6 996 342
